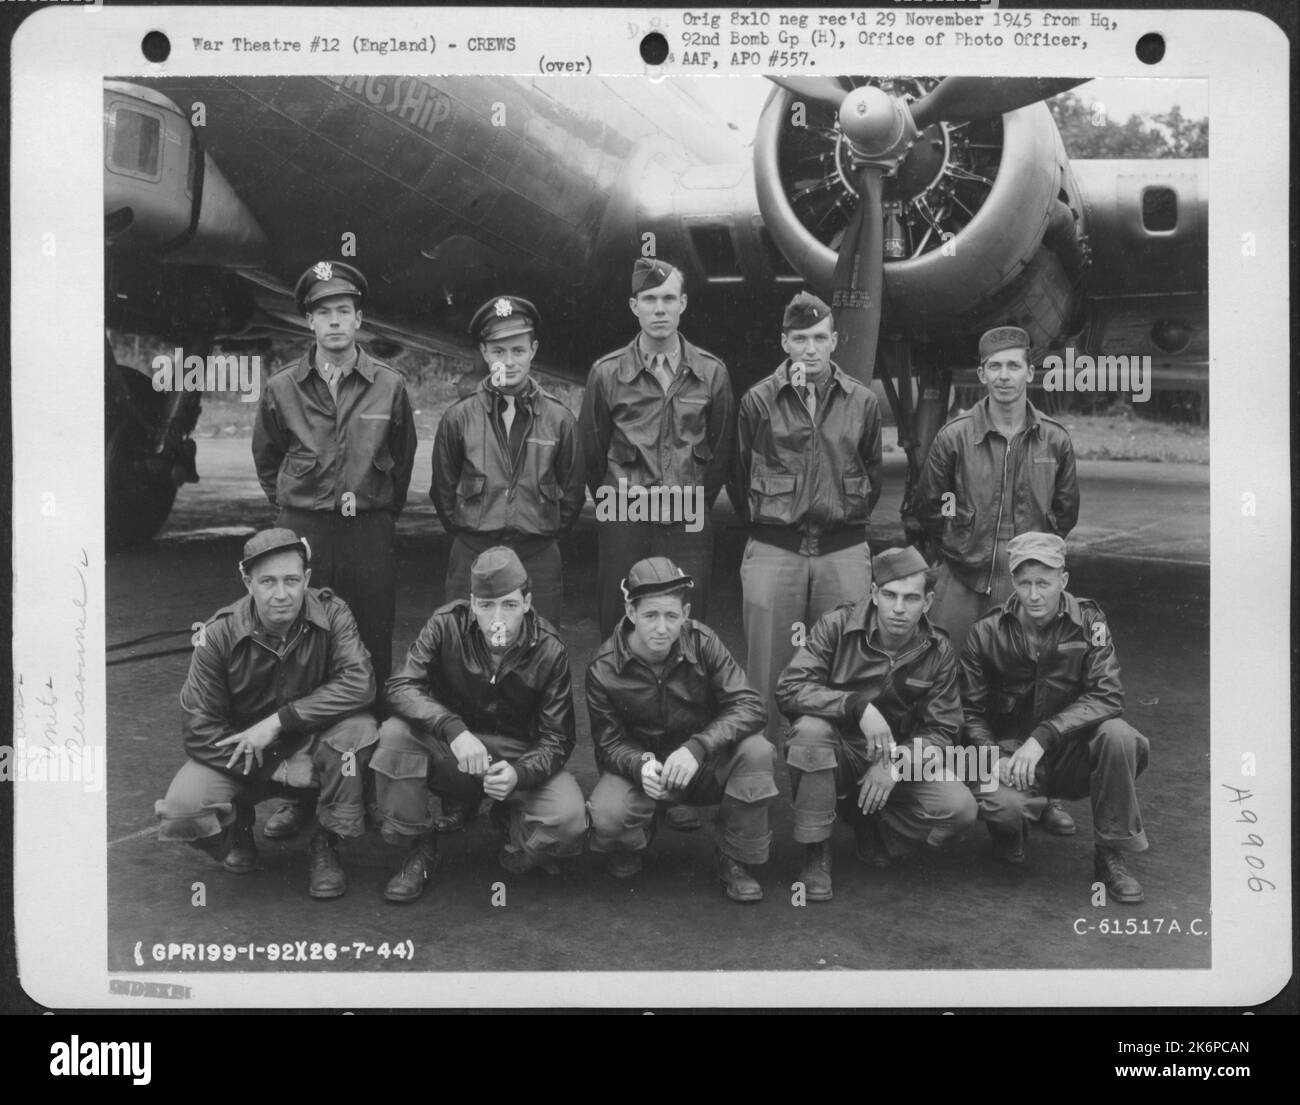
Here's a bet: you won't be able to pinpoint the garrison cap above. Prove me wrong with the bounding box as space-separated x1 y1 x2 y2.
621 557 694 603
1008 532 1067 574
240 528 311 574
871 546 930 588
295 261 368 312
783 291 833 331
978 325 1031 362
470 295 540 344
631 258 681 295
470 546 529 599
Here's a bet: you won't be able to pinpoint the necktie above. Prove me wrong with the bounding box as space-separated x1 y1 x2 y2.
652 353 674 393
502 394 516 436
320 363 339 400
803 385 816 421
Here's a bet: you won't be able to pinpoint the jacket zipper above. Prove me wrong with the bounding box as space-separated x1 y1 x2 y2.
986 435 1012 595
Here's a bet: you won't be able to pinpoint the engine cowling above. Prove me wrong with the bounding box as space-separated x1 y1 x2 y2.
753 80 1084 345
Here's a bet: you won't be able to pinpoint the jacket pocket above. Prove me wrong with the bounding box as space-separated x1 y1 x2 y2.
454 472 488 529
277 452 318 507
537 475 564 532
284 453 316 478
689 439 714 486
944 505 978 558
749 473 797 525
607 439 640 482
842 473 871 521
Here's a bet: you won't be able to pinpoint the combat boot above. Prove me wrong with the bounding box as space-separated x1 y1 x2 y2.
383 834 439 903
798 840 833 902
1094 847 1144 903
223 807 262 873
714 849 763 903
853 817 892 869
988 821 1027 864
264 799 312 840
665 803 701 831
1039 798 1077 836
308 829 346 899
606 851 643 879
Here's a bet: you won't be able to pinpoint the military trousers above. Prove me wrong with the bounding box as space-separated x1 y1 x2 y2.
785 716 978 854
741 536 872 744
973 718 1150 852
276 507 396 688
155 713 379 845
928 541 1015 653
370 717 586 861
587 735 778 866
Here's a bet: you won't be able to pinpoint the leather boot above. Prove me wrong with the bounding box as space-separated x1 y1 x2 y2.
988 821 1027 864
799 840 833 902
714 849 763 903
434 799 480 834
223 807 262 873
853 817 892 869
308 829 346 899
605 851 643 879
264 798 312 840
383 834 439 903
1095 847 1144 903
1040 798 1077 836
665 803 701 831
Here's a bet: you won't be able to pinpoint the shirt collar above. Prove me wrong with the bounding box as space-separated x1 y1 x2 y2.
296 344 374 384
844 599 936 654
611 617 700 674
774 359 849 396
229 589 330 644
995 590 1085 631
970 396 1044 442
637 334 682 373
482 375 538 409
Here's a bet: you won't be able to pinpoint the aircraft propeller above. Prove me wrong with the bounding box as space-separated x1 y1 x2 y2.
767 75 1086 384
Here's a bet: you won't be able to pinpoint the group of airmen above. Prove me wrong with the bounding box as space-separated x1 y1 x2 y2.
154 257 1151 907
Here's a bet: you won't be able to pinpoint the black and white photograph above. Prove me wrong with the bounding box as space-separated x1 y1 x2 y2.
6 4 1291 1011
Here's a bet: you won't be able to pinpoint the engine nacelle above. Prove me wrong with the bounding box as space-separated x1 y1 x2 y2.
753 84 1085 347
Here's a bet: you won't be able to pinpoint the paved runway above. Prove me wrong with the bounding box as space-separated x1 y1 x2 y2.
105 439 1211 979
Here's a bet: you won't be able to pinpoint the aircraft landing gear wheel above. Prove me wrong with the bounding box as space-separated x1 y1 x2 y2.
105 417 180 547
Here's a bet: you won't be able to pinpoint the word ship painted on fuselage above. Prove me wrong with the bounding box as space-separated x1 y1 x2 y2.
323 74 454 134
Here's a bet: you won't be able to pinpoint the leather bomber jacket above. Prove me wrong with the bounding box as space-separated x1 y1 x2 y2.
253 345 417 515
731 360 883 552
958 591 1125 754
384 603 575 791
179 588 377 781
585 619 766 781
429 377 585 540
577 335 735 504
774 598 962 751
916 398 1079 590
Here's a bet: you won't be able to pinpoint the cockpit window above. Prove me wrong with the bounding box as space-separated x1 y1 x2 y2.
106 105 163 181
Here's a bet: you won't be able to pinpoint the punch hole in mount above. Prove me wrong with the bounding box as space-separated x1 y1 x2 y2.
141 31 171 64
1135 33 1166 65
639 32 669 67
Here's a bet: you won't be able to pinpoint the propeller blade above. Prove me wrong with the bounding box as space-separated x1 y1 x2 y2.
908 77 1089 129
830 167 884 387
765 75 851 112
